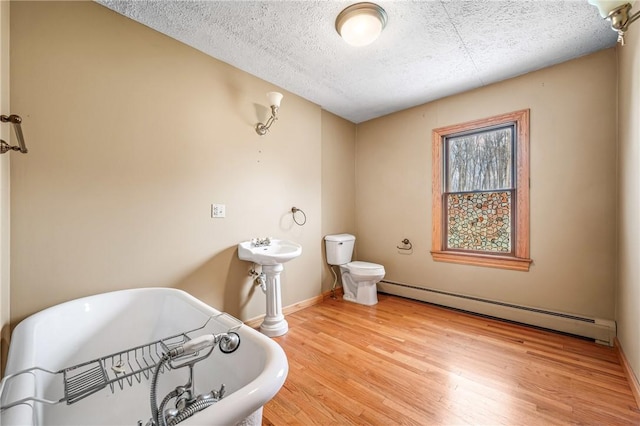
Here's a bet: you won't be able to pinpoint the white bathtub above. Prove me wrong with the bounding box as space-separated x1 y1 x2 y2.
0 288 288 425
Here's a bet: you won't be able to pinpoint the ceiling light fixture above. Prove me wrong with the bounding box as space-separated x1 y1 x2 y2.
335 2 387 47
589 0 640 45
255 92 283 136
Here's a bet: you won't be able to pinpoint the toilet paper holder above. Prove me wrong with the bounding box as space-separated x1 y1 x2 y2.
397 238 412 250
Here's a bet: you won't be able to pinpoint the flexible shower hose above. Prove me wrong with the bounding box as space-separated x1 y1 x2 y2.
150 355 170 426
150 355 216 426
157 388 180 426
166 399 216 426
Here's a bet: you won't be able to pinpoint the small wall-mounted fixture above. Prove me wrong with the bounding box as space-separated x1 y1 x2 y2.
335 2 387 47
291 207 307 226
255 92 283 136
397 238 413 251
0 114 28 154
589 0 640 45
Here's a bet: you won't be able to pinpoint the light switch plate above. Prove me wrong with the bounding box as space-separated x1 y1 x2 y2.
211 204 226 218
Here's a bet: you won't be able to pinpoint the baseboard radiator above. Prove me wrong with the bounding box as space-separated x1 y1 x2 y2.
378 280 616 346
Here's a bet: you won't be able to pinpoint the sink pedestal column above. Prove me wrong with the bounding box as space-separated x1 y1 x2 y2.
259 264 288 337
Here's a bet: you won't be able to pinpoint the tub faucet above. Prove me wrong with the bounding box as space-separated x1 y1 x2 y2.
150 332 241 426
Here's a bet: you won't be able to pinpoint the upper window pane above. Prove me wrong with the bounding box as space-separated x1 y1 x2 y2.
446 126 513 192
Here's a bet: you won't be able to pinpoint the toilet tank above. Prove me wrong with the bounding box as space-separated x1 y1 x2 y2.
324 234 356 265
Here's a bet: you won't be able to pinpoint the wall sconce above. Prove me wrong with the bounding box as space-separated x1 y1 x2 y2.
589 0 640 45
335 2 388 47
255 92 283 136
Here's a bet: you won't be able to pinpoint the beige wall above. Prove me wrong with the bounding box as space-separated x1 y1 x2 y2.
7 2 633 384
321 110 356 292
9 1 341 324
618 25 640 384
1 0 10 373
356 49 618 321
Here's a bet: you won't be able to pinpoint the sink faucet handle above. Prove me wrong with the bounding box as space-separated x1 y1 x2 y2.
252 237 272 247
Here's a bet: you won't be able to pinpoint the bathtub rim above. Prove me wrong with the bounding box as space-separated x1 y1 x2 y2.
1 287 289 426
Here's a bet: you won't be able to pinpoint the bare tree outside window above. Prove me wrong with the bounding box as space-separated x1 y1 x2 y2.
446 127 513 192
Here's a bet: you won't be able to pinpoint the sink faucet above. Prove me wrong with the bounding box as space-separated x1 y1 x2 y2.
252 237 271 247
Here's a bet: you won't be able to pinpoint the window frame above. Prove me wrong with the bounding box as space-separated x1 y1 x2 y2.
431 109 532 271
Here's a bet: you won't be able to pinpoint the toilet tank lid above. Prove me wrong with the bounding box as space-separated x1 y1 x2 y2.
324 233 355 242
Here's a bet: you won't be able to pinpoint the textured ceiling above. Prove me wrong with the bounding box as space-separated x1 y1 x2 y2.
96 0 617 123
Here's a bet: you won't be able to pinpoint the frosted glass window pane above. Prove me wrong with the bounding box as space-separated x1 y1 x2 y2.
446 127 513 192
446 191 512 253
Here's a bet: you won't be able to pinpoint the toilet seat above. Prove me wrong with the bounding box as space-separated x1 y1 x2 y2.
346 261 385 277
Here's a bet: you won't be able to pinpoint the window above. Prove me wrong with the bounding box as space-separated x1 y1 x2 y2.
431 109 531 271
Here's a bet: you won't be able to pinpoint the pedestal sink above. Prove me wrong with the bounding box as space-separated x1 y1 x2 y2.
238 239 302 337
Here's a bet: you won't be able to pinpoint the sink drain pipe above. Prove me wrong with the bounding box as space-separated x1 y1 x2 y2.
250 264 267 293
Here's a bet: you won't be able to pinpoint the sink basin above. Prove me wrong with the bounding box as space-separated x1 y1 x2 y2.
238 239 302 265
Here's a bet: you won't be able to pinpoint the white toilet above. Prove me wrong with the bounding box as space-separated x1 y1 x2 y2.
324 234 385 306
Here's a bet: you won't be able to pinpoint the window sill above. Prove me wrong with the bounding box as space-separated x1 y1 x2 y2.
431 251 532 272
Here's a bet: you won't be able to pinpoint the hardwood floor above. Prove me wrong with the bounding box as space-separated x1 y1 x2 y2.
262 294 640 425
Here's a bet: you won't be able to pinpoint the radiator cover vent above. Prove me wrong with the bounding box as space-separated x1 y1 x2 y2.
378 280 616 346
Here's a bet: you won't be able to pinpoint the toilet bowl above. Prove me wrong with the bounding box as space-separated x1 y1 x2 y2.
324 234 385 306
340 261 385 305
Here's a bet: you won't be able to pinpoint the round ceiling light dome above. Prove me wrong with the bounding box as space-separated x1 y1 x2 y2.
335 2 388 47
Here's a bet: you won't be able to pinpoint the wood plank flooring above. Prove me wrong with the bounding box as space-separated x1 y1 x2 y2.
262 294 640 425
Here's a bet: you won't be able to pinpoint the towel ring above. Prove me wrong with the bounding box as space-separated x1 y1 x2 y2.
291 207 306 226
